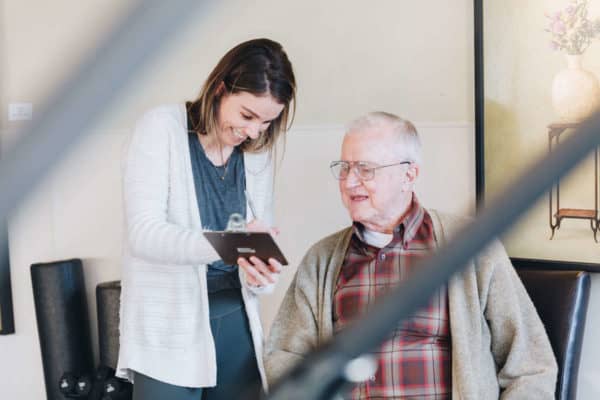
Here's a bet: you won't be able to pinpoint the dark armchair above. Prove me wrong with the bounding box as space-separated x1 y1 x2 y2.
514 263 591 400
97 263 592 399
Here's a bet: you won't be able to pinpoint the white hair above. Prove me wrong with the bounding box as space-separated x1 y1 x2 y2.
346 111 422 164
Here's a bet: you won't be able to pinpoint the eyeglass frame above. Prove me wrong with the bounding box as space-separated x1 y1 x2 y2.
329 160 412 181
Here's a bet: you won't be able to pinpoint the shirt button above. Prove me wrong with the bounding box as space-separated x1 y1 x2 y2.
379 253 386 261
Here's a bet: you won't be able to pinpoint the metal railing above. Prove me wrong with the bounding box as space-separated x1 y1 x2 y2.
0 0 206 335
0 0 208 222
1 1 599 399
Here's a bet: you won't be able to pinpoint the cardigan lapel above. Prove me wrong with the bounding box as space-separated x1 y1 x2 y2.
178 104 203 230
430 209 481 400
244 152 257 223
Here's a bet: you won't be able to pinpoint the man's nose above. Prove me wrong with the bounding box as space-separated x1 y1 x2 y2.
343 167 362 187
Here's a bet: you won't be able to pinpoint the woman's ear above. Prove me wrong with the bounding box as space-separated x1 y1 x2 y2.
215 81 226 97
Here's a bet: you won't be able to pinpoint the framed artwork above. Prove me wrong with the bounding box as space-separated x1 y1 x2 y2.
475 0 600 272
0 221 14 334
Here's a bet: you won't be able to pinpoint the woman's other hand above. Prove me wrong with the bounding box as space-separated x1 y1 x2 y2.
246 219 280 236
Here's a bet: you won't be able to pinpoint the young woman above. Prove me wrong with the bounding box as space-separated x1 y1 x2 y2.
116 38 296 400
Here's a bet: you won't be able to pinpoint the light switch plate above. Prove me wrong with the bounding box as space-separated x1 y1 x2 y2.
8 103 33 121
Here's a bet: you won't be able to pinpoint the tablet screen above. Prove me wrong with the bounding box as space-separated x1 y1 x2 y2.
203 231 288 266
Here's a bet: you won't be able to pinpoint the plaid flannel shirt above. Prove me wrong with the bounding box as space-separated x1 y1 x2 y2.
333 198 451 399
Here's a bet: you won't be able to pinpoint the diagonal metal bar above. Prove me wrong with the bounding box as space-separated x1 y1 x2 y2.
0 0 211 221
266 113 600 400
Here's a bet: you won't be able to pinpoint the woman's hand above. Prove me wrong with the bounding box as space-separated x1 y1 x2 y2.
246 219 280 236
237 256 282 287
238 219 281 287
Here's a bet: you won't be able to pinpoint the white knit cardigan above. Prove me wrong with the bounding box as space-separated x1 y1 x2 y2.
116 104 275 389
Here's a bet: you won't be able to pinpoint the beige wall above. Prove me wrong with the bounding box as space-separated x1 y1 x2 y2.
1 1 595 399
1 0 474 131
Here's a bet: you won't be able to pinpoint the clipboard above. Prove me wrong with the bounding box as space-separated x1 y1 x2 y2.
203 231 289 266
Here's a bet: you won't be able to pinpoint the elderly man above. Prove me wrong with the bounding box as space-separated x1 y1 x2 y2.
265 112 557 399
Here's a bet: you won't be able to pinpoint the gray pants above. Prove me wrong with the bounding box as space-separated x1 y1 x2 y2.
132 289 262 400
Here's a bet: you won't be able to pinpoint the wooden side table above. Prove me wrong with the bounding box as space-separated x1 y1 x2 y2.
548 122 599 241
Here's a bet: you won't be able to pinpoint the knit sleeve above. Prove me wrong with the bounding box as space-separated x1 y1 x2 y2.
482 242 558 399
122 108 220 265
264 250 321 385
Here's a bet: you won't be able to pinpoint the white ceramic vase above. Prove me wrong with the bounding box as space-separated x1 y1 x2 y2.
551 54 600 122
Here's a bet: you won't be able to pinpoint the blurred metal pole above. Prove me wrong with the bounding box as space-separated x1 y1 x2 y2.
266 112 600 400
0 0 209 222
0 0 207 335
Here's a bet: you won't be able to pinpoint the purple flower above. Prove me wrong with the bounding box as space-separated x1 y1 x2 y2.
545 0 598 54
552 20 566 34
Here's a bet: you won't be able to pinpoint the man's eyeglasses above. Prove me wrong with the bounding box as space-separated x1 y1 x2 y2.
329 160 412 181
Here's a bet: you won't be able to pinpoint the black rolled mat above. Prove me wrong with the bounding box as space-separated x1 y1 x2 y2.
31 258 93 400
96 280 121 369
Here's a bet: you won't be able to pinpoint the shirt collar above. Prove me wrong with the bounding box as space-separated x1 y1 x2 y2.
352 194 425 249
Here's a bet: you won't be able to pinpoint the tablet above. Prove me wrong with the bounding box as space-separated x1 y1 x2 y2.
203 231 289 266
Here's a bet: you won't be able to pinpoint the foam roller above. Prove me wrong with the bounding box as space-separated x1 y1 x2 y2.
96 281 121 369
31 259 94 400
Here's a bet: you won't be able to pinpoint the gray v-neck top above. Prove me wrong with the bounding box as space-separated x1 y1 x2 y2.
188 127 246 291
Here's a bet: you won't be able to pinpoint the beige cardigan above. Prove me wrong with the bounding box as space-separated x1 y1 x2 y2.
265 210 557 399
117 104 275 389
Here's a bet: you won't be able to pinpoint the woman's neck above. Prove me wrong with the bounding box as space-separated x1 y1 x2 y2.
198 132 234 166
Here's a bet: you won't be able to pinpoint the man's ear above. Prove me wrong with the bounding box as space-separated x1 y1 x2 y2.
407 164 419 182
402 164 419 191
